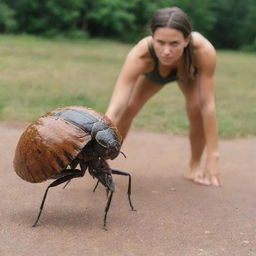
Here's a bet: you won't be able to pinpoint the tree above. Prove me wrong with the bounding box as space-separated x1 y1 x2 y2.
85 0 135 41
209 0 250 49
0 1 16 32
242 0 256 49
5 0 84 36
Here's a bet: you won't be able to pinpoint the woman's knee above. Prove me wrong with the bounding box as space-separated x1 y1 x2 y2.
186 98 201 117
186 99 204 131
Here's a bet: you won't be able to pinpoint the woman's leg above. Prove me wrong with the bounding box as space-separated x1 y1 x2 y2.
106 76 163 139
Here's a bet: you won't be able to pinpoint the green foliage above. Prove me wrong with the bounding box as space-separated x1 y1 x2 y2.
2 0 256 48
5 0 85 36
242 0 256 46
86 0 135 41
0 1 17 32
209 0 255 49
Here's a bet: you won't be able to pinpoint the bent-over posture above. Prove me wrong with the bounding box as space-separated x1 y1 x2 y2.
106 7 221 186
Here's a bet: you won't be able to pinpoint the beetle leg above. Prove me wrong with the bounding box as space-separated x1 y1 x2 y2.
111 169 136 211
103 191 114 230
63 179 71 189
93 180 100 192
106 188 110 198
32 169 85 227
92 180 109 199
59 169 79 189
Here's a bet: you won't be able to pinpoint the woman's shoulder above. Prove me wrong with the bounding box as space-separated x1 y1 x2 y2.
120 36 154 75
192 32 216 56
192 32 215 51
127 36 152 60
191 32 216 67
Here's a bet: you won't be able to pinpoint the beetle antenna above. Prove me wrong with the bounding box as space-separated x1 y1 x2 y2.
120 151 127 158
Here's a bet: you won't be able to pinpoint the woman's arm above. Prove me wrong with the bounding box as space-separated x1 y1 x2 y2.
106 40 149 121
196 39 220 185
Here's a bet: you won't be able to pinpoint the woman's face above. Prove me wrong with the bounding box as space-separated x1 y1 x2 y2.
152 27 190 66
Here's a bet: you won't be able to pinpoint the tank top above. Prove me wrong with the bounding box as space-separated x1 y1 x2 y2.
144 41 178 85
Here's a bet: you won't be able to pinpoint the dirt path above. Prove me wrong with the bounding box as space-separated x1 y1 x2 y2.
1 124 256 256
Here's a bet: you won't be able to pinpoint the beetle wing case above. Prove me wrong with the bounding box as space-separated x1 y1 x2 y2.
13 109 92 183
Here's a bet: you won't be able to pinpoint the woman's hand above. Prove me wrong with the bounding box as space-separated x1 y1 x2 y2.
203 154 221 186
185 155 221 187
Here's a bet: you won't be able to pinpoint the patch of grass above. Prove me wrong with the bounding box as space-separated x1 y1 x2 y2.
0 35 255 137
0 35 128 120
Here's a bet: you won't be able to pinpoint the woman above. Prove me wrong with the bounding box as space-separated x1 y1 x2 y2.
106 7 221 186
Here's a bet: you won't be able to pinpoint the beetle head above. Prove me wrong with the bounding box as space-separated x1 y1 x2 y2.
94 128 121 160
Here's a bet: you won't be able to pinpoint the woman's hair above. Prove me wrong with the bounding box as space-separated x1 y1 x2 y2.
150 7 194 81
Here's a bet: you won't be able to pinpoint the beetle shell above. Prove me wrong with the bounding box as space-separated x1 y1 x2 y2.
13 106 121 183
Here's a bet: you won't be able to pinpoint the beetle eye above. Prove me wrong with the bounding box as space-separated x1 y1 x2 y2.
95 131 108 148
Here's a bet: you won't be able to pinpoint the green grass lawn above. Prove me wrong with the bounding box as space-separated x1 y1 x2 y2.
0 35 255 137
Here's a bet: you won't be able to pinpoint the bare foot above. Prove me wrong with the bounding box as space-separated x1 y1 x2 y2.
184 169 221 187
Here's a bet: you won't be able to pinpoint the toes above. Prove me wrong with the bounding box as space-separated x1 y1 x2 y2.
193 175 221 187
193 176 211 186
211 175 221 187
185 171 221 187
